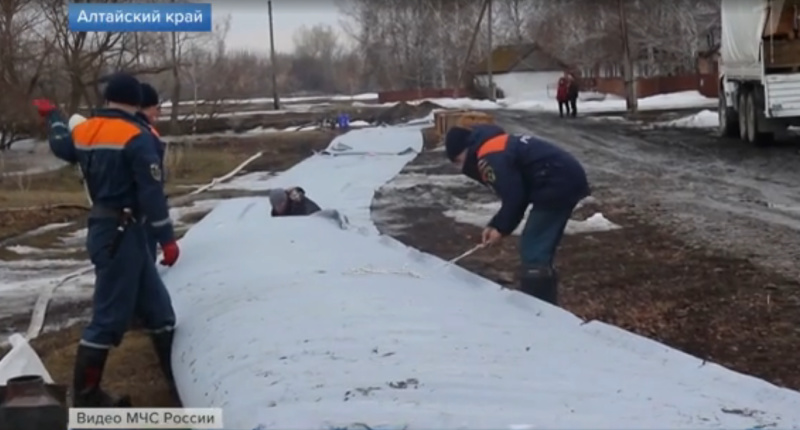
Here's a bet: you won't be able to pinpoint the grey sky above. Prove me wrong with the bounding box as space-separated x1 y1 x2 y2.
211 1 346 54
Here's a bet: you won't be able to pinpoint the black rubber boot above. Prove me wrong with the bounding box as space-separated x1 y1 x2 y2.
519 265 559 305
72 344 132 407
150 330 180 404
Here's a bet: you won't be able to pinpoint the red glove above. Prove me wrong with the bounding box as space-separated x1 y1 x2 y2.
160 241 180 266
32 99 57 117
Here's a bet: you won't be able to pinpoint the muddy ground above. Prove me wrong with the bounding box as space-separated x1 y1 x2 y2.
498 110 800 281
372 125 800 390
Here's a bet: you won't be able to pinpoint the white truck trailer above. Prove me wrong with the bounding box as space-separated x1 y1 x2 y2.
719 0 800 145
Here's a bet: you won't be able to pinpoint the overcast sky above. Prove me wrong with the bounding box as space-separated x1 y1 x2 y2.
211 1 347 54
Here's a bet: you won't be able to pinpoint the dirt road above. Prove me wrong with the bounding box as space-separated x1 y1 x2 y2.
497 110 800 280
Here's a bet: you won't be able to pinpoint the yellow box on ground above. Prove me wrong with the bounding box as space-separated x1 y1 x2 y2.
68 408 223 429
434 110 495 142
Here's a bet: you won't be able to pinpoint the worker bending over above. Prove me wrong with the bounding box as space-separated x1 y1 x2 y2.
444 124 590 305
269 187 321 216
32 73 180 406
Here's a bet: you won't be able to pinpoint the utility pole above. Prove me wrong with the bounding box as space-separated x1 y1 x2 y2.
617 0 637 112
268 0 280 110
435 1 446 88
457 0 489 84
486 0 494 101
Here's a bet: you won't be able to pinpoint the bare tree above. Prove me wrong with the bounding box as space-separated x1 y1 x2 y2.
291 24 342 93
42 0 126 113
0 0 53 151
495 0 541 44
339 0 491 90
164 20 225 132
188 16 231 120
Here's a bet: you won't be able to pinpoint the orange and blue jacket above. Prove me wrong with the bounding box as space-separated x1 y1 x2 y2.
46 108 175 245
461 125 590 235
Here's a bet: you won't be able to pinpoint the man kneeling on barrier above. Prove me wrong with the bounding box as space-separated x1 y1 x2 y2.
269 186 321 217
444 124 590 305
33 73 181 406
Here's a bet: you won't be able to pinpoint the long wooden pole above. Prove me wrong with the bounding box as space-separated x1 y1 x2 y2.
268 0 280 110
617 0 637 112
487 0 494 100
457 0 490 84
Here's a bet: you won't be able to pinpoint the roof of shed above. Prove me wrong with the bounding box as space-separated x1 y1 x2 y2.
474 43 567 74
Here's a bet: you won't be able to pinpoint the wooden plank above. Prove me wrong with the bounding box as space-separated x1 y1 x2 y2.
765 40 800 67
764 5 796 39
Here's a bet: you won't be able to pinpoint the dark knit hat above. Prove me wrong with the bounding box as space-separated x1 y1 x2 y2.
103 73 142 107
140 83 160 108
444 126 473 161
269 188 287 208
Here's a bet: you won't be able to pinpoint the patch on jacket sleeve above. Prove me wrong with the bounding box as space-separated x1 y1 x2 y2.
478 159 495 183
150 163 162 181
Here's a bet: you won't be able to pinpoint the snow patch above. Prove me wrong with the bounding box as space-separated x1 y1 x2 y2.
160 92 378 108
5 245 43 255
28 222 73 235
402 111 436 126
0 259 85 269
381 173 472 190
443 202 620 235
4 245 81 256
656 109 718 128
359 91 717 115
59 228 87 246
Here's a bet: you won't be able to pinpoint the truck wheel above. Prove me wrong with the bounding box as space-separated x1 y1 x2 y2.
746 91 773 146
719 90 739 137
737 90 749 141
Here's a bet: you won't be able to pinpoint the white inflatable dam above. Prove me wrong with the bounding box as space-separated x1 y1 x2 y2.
161 126 800 429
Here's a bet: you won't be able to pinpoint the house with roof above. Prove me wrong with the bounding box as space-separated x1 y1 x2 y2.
473 43 568 101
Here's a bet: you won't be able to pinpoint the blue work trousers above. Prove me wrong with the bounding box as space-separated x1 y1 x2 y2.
81 218 175 348
145 224 158 262
519 205 575 267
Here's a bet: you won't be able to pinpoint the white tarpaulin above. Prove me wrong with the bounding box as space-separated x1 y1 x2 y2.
162 126 800 429
721 0 775 79
0 334 54 384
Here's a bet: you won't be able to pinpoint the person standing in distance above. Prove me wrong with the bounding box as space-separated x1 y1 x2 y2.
567 73 580 117
443 124 590 305
32 73 180 406
556 73 571 118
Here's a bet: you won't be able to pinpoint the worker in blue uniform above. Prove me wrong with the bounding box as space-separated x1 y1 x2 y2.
136 82 167 261
444 124 590 305
32 73 181 406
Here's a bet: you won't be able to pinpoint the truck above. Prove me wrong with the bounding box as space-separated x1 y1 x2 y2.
719 0 800 145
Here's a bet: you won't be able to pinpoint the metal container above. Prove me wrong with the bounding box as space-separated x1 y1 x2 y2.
0 375 68 430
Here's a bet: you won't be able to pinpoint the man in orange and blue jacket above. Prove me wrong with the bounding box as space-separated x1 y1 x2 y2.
32 73 180 407
444 124 590 305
